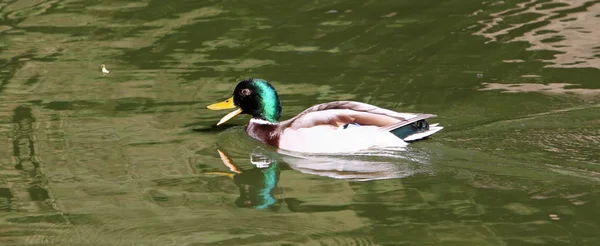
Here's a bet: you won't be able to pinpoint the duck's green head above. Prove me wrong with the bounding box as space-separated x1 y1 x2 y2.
207 78 282 125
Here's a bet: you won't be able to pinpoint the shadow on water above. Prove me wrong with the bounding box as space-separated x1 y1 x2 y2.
189 123 238 133
9 106 66 217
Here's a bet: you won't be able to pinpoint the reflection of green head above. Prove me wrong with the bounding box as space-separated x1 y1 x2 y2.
233 162 279 209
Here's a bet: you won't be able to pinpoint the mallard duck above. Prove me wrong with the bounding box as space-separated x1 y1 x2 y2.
207 78 443 153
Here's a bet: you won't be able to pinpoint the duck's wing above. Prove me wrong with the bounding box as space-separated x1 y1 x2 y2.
279 101 436 130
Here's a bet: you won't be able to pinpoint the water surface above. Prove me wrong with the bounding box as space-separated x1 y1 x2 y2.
0 0 599 245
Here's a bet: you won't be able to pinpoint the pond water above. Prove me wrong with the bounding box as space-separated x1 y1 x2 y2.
0 0 599 245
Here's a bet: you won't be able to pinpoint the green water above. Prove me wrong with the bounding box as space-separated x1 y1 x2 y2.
1 0 599 245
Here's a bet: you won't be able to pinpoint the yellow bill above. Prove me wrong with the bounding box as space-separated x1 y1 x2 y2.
206 96 242 126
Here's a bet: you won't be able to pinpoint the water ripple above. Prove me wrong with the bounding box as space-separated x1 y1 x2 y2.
474 0 600 69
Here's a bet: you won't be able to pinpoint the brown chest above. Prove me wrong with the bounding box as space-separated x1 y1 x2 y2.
246 123 281 147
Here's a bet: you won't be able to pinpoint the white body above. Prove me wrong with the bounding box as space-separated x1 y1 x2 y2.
279 125 408 153
246 101 443 154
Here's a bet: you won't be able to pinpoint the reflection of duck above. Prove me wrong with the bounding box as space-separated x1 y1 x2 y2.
280 153 430 182
207 78 443 154
206 149 280 209
207 147 429 211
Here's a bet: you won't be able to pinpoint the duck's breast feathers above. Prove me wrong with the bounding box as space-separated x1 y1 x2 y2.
246 119 282 147
280 101 436 130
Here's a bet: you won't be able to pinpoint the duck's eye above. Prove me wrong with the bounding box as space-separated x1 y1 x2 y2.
241 88 251 96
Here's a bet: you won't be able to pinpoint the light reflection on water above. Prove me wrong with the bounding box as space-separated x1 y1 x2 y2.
474 0 600 69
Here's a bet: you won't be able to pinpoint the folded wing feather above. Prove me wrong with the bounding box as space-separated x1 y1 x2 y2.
279 101 436 131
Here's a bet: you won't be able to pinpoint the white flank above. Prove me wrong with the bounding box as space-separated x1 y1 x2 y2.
279 125 407 154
